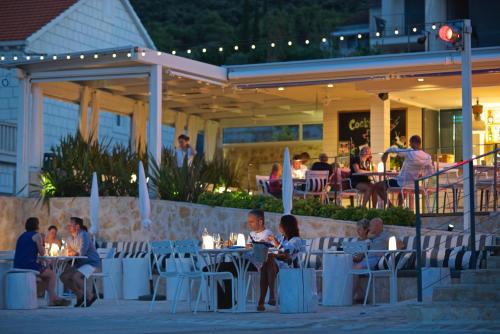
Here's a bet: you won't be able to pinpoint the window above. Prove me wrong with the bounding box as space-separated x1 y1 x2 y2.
302 124 323 140
223 125 299 144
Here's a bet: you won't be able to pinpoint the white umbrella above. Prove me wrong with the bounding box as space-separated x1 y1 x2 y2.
138 161 152 230
282 147 294 215
89 172 99 235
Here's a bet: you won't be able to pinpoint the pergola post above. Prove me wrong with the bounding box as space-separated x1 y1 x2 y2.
370 94 391 163
132 101 147 155
187 115 203 150
90 89 100 143
204 120 219 161
29 84 44 170
16 70 30 197
148 64 162 166
79 86 91 141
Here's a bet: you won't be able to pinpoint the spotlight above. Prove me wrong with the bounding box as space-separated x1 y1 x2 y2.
447 224 454 232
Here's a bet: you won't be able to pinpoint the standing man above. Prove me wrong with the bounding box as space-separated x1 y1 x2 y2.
60 217 101 307
176 134 196 167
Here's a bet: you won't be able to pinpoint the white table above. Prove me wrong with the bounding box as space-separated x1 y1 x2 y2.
122 257 150 299
200 248 252 312
40 256 86 295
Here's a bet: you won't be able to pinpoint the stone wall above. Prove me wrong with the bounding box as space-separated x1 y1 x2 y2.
223 142 323 189
0 196 455 251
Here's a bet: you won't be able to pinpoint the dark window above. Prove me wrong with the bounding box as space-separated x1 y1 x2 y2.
223 125 299 144
302 124 323 140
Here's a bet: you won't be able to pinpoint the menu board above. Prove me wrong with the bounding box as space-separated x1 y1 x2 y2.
338 109 408 151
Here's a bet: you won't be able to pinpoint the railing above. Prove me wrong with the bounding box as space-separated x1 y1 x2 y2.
0 122 16 156
414 147 500 302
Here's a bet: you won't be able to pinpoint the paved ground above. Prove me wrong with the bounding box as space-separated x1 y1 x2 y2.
0 299 499 334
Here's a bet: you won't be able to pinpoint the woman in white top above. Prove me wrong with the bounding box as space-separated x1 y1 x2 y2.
258 214 304 311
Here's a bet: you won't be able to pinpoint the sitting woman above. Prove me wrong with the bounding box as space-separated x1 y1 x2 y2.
258 214 305 311
268 163 282 198
13 217 69 306
350 146 377 207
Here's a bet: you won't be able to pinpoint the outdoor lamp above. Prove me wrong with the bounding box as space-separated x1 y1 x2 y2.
388 236 397 251
377 162 384 172
236 233 246 247
448 224 454 232
202 235 214 250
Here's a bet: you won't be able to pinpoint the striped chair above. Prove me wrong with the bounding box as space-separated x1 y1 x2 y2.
294 170 330 203
255 175 271 196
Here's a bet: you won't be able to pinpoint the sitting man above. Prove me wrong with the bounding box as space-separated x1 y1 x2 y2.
311 153 334 176
374 135 434 206
60 217 101 307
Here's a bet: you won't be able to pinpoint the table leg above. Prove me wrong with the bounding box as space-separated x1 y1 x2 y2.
229 254 250 312
389 253 397 304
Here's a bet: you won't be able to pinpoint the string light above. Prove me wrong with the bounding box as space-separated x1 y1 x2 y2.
270 42 275 47
187 49 192 54
80 54 85 59
93 54 98 59
39 56 44 60
321 37 327 43
412 27 417 33
112 53 117 58
357 33 362 39
287 41 292 46
0 56 4 61
52 55 57 60
13 56 18 61
157 51 162 55
251 44 256 49
141 51 146 56
339 36 344 41
26 56 31 60
126 53 131 57
234 45 239 51
432 24 437 30
66 55 71 60
172 50 176 55
375 32 381 37
202 48 207 53
394 29 399 35
305 39 310 44
218 47 223 52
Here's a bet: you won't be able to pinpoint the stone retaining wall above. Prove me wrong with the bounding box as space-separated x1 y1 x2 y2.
0 196 446 250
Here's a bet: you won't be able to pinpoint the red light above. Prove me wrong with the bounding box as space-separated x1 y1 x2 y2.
439 25 460 43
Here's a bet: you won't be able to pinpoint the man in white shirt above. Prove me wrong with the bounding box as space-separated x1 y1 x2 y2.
374 135 435 205
246 209 274 245
291 154 308 179
175 134 196 168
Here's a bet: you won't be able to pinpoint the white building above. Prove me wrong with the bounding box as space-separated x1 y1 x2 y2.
0 0 173 194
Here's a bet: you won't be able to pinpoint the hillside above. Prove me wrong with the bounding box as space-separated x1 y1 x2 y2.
130 0 369 65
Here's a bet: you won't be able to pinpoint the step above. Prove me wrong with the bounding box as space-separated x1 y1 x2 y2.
408 302 500 322
432 284 500 302
461 269 500 284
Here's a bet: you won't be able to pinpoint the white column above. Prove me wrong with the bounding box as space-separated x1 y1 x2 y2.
322 102 339 159
148 65 162 165
187 115 203 150
29 84 43 170
370 95 391 163
16 70 30 197
132 101 147 155
79 86 91 141
90 90 100 143
204 120 219 161
381 0 405 33
407 106 423 140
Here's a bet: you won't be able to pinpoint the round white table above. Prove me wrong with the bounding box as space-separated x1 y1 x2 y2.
200 248 252 312
40 256 87 295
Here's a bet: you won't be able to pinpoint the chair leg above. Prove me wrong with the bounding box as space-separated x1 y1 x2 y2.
108 275 119 305
194 277 204 314
150 276 161 312
363 274 372 306
83 277 87 306
372 276 376 305
187 278 192 312
93 278 99 301
171 277 183 314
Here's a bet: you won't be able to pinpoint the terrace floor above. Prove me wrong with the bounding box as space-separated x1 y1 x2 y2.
0 299 499 334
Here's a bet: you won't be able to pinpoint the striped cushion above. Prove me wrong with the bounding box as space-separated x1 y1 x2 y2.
402 234 495 251
305 237 356 269
97 241 149 259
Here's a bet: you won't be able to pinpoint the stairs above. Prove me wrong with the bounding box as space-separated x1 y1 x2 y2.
413 260 500 322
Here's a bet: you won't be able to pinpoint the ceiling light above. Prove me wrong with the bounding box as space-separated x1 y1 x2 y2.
13 56 18 61
339 36 344 41
52 55 57 60
26 56 31 60
417 78 424 82
278 87 284 91
0 56 4 61
327 84 333 88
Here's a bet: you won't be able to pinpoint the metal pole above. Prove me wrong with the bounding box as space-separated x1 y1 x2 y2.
462 19 473 231
334 157 338 205
415 179 423 302
494 144 498 211
468 160 476 267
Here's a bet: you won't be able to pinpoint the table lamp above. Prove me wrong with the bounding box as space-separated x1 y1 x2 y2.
377 162 385 173
236 233 246 247
202 235 214 249
388 236 397 251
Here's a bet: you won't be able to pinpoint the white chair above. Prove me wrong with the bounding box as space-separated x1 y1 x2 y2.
83 248 120 306
341 241 391 306
329 174 362 206
295 170 330 203
6 269 39 309
255 175 271 196
173 240 236 313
